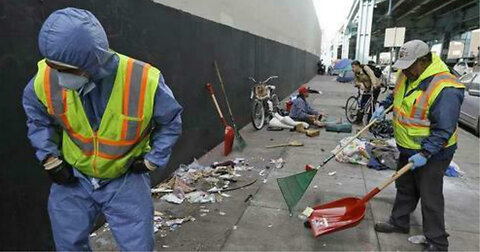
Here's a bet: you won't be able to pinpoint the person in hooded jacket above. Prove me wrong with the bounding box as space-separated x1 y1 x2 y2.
22 8 182 251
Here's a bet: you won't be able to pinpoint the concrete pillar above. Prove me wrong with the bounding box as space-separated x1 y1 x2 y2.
342 28 350 59
355 0 374 63
440 32 451 61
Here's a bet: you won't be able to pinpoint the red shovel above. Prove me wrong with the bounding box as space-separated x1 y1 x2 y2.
308 162 413 237
206 83 234 156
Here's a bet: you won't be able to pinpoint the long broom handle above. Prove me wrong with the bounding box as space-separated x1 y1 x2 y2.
266 143 291 148
206 83 228 127
362 162 413 202
214 61 237 128
319 105 393 167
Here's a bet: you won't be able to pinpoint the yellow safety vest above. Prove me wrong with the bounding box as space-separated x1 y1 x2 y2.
33 53 160 178
392 55 465 150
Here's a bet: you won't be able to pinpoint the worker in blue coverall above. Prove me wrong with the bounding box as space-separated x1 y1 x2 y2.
290 85 326 127
22 8 182 251
371 40 464 251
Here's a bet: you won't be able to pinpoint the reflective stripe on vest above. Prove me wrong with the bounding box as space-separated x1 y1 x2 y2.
43 59 151 159
393 73 461 128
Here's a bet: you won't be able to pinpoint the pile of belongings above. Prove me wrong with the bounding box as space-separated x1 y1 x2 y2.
151 158 253 205
365 139 399 170
332 137 399 168
332 137 369 165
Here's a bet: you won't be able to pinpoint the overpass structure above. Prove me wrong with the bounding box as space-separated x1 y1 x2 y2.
339 0 479 63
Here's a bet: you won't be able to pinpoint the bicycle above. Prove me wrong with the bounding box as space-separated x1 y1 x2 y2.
249 75 279 130
345 87 378 125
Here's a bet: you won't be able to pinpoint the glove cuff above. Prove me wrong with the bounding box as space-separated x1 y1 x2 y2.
144 159 158 171
44 157 63 170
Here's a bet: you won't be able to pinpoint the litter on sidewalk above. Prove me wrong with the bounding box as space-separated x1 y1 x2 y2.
408 235 427 244
270 158 285 169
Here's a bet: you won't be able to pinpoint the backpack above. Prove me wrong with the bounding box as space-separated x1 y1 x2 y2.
363 64 383 78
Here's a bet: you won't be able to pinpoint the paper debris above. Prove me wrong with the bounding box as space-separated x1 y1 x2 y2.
219 211 226 216
270 158 285 169
328 171 337 176
161 193 184 204
259 169 266 176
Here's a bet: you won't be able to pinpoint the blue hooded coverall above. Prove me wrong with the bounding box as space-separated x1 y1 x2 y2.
22 8 182 251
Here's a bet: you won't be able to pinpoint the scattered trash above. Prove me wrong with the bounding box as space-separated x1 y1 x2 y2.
219 211 226 216
267 224 273 228
323 243 327 247
162 245 170 248
200 209 210 213
186 191 216 204
89 233 97 237
320 148 325 152
336 182 343 186
270 158 285 169
259 169 266 176
233 225 238 230
161 193 184 204
408 235 427 244
263 179 267 184
220 193 231 198
244 194 253 202
200 213 207 217
160 233 167 238
328 171 337 176
313 185 318 189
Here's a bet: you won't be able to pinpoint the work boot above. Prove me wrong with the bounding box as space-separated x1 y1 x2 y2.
374 221 409 234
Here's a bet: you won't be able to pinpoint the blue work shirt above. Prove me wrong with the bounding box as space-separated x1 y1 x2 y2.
382 78 464 160
289 95 319 121
22 55 183 170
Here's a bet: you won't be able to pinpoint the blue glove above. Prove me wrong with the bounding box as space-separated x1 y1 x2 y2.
370 106 385 122
408 153 428 170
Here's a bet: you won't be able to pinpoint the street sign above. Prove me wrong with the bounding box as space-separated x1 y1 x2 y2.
384 27 405 47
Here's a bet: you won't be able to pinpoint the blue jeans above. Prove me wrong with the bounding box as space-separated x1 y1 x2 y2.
48 170 154 251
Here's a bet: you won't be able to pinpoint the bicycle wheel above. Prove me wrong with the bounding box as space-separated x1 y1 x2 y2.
251 99 265 130
345 96 359 123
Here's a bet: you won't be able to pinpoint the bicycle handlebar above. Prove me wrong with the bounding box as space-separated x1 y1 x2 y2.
262 76 278 84
249 76 278 84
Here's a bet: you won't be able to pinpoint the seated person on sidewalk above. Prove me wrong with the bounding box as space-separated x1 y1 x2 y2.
352 60 382 123
289 85 325 127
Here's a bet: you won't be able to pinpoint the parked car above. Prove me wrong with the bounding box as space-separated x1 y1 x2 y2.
458 72 480 135
453 59 475 76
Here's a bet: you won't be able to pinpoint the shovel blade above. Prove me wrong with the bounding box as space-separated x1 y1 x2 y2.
224 126 234 156
308 197 366 237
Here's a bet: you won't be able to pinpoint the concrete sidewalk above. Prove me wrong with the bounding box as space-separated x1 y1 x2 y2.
92 75 479 251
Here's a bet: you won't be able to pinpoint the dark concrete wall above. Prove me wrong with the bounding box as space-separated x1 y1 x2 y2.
0 0 319 249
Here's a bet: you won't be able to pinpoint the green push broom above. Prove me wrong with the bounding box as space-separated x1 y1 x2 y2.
277 105 393 214
214 60 247 151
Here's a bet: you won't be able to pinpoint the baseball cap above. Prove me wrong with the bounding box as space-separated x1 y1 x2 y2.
392 40 430 69
298 84 308 94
